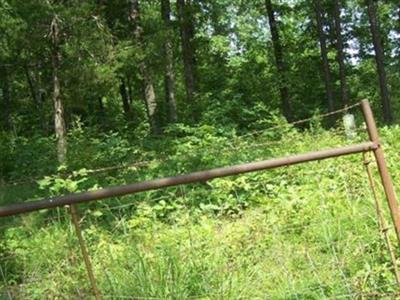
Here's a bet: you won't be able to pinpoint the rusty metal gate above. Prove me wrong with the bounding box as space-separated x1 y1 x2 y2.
0 99 399 299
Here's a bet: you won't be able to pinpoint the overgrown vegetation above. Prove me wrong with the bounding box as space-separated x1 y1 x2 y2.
1 120 400 298
1 0 400 298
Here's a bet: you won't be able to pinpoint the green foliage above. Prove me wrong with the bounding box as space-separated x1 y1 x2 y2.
1 124 400 298
1 0 399 136
37 167 89 195
1 0 400 298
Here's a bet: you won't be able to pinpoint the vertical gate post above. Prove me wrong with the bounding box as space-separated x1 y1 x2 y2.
70 204 102 300
360 99 400 245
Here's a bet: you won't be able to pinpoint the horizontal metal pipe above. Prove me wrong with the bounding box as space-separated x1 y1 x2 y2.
0 141 376 218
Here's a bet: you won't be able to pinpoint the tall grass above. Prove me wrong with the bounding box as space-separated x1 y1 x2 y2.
1 125 400 299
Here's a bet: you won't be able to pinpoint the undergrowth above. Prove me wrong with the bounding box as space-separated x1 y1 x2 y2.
1 121 400 299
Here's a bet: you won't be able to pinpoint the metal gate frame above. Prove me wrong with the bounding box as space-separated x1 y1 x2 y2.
1 99 399 299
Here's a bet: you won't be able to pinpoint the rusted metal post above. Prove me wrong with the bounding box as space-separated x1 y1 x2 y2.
363 153 400 286
69 204 102 300
361 99 400 245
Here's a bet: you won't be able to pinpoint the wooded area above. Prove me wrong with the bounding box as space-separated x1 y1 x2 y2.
0 0 399 166
2 1 400 298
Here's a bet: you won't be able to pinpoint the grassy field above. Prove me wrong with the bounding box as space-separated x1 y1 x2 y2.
1 123 400 299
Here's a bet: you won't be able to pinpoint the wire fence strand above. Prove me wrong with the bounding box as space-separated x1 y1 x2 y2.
0 102 362 188
2 100 398 299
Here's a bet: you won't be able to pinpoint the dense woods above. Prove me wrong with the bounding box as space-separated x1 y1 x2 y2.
2 1 400 298
0 0 399 166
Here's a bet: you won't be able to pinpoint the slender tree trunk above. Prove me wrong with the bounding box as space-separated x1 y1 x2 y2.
314 0 335 114
326 8 337 50
37 63 48 133
25 64 47 131
333 0 349 106
34 61 46 105
397 6 400 34
97 96 104 126
130 0 160 134
265 0 292 121
177 0 197 115
50 16 67 164
161 0 178 123
25 66 41 108
127 76 133 105
366 0 393 123
0 66 12 131
0 67 12 131
119 78 131 116
97 97 104 112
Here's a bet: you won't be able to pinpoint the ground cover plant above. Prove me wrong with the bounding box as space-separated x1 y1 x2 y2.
1 119 400 299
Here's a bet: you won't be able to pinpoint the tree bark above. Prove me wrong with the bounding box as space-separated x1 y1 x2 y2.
127 76 133 105
25 66 41 108
161 0 178 123
119 77 131 117
50 16 67 164
314 0 335 114
130 0 160 134
366 0 393 123
265 0 292 121
25 65 47 131
0 66 12 131
333 0 349 107
177 0 197 114
97 97 104 112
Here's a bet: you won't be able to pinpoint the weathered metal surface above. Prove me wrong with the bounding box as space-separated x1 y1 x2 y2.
0 141 376 218
363 152 400 285
70 205 102 300
361 99 400 245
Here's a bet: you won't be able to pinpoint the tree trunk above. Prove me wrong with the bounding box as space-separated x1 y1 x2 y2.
0 66 12 131
333 0 349 107
24 65 47 130
366 0 393 123
130 0 160 134
314 0 335 114
161 0 178 123
35 61 46 105
98 97 104 112
326 7 337 51
265 0 292 121
177 0 197 115
25 66 41 108
127 76 133 105
50 16 67 164
119 78 131 117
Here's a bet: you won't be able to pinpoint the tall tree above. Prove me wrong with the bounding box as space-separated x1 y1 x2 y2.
161 0 178 123
265 0 292 121
177 0 197 115
366 0 393 123
314 0 335 114
333 0 349 106
25 66 41 109
50 16 67 164
24 63 47 131
0 65 12 131
119 77 131 117
130 0 160 133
